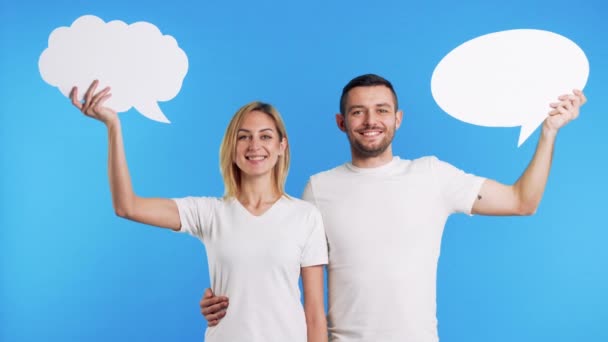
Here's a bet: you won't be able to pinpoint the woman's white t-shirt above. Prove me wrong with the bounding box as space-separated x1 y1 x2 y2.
173 195 328 342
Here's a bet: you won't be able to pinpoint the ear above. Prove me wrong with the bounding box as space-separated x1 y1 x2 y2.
279 136 288 156
335 113 347 132
395 110 404 130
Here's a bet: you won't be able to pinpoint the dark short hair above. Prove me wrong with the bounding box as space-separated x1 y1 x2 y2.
339 74 398 114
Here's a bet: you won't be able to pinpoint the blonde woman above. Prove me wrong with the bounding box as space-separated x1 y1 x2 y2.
70 80 328 342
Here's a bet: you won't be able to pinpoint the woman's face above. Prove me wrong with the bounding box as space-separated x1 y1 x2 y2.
234 110 286 179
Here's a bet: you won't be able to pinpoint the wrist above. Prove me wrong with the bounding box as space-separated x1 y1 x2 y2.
540 121 558 140
104 116 120 129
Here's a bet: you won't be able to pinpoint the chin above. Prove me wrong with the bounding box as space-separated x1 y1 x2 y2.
241 167 273 178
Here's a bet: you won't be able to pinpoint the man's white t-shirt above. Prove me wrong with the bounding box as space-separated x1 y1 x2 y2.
302 156 485 342
173 195 328 342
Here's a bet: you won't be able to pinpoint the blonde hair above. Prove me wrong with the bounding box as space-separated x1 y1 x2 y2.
219 101 290 198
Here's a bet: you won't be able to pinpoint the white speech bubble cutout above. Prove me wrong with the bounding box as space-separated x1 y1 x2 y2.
431 29 588 146
39 15 189 123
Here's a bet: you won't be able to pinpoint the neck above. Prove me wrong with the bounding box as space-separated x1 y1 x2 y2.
351 146 394 168
238 173 280 205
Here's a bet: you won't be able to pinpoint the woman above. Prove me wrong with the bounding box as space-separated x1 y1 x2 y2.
70 80 328 342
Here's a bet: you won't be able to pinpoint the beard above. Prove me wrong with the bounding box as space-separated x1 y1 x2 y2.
346 125 395 158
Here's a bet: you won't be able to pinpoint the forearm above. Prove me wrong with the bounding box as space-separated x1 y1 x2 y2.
513 125 557 214
106 118 137 217
72 81 180 229
302 265 328 342
473 90 584 216
306 313 328 342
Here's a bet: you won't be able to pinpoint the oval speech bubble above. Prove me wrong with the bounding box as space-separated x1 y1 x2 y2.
431 29 589 146
39 15 189 123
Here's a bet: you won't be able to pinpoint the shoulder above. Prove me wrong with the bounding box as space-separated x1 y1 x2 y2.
411 156 480 182
308 163 350 182
406 155 457 171
283 195 320 212
173 196 226 209
380 156 463 181
283 197 325 238
304 164 350 200
283 195 323 219
410 155 441 166
174 195 223 203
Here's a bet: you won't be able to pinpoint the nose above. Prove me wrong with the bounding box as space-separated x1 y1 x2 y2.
247 136 261 150
362 111 378 126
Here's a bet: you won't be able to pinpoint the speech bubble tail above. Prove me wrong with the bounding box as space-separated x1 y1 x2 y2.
135 102 170 123
518 116 546 147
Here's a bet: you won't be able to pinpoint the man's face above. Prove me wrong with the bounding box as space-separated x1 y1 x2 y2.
337 85 402 159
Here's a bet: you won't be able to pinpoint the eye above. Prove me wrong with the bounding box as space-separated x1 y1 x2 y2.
261 135 273 140
237 135 249 140
378 108 389 114
351 110 362 116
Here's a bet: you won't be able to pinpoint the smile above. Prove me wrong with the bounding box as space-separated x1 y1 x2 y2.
246 155 268 161
359 130 382 137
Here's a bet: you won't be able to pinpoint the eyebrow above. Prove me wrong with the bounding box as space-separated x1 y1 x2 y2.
346 105 365 112
237 128 275 133
347 103 393 111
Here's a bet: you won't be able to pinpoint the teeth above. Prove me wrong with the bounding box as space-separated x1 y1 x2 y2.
247 156 266 161
362 131 381 136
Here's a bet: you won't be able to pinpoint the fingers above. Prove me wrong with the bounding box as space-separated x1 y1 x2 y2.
571 94 581 108
92 87 112 106
79 83 111 118
200 290 228 325
580 92 587 105
202 288 214 299
70 87 82 110
201 296 229 315
558 90 587 108
204 304 227 324
83 87 111 114
573 89 587 105
70 80 118 124
564 97 573 111
82 80 99 112
203 295 228 306
96 93 112 108
548 100 570 116
547 93 581 128
207 310 225 327
549 88 583 116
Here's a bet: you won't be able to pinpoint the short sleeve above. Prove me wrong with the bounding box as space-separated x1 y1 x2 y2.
301 180 316 206
430 157 486 215
172 197 216 239
301 207 328 267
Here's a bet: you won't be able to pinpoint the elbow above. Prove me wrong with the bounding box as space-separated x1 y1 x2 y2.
114 205 133 219
513 188 540 216
113 196 137 219
517 201 539 216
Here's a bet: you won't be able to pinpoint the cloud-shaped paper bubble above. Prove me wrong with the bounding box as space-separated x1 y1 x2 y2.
39 15 188 123
431 29 588 146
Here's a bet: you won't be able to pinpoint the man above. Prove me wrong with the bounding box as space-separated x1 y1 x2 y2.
200 74 586 341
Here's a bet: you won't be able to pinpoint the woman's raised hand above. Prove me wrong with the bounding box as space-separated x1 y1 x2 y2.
70 80 117 124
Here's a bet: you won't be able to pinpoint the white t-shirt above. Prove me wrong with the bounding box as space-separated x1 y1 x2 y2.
302 156 485 342
173 195 328 342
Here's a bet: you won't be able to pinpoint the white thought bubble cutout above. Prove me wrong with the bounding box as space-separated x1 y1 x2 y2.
39 15 189 123
431 29 589 147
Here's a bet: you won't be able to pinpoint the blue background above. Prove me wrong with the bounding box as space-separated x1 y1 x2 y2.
2 0 607 341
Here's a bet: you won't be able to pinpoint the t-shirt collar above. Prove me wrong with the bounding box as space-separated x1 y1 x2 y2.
345 156 401 174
